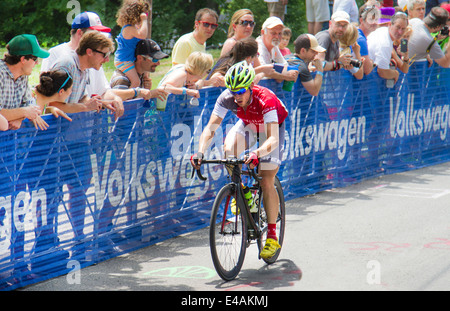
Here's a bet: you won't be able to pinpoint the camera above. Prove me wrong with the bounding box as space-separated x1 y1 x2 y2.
441 25 449 36
349 59 362 68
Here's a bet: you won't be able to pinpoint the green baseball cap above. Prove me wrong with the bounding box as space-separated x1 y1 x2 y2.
7 34 50 58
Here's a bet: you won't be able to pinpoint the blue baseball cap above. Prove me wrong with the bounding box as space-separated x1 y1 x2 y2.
72 12 111 32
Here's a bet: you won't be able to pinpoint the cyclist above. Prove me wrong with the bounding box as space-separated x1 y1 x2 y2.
191 60 288 259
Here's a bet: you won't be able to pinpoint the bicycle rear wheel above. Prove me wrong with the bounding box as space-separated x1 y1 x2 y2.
258 176 285 264
209 184 247 281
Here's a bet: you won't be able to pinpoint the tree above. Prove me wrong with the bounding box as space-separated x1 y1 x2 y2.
0 0 309 50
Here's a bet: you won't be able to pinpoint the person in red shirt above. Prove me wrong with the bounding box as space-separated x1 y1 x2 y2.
191 61 287 259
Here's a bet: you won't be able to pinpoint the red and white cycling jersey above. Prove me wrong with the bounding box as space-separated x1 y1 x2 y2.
213 85 288 133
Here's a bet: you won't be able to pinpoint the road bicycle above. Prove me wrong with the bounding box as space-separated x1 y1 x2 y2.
192 157 285 281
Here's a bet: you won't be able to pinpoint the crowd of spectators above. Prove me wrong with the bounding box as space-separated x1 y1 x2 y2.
0 0 449 275
0 0 449 132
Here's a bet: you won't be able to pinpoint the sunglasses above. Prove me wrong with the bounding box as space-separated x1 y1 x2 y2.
57 68 72 93
199 21 218 30
92 49 111 59
239 20 255 27
25 55 38 62
142 55 160 63
230 87 248 95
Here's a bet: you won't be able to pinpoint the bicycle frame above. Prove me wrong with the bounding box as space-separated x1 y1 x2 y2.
192 158 263 239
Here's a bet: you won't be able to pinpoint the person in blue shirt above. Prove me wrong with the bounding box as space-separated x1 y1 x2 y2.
357 3 380 76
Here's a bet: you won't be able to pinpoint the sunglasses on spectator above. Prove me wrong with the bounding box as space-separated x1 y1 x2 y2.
199 21 218 29
239 20 255 27
92 49 111 59
230 87 248 95
25 55 38 62
142 55 160 63
360 5 376 18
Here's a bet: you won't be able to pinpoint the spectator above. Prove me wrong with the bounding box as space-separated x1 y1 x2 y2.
114 0 150 88
171 8 218 66
378 7 396 26
316 11 353 71
0 115 7 132
264 0 288 21
407 0 426 19
0 34 48 131
333 0 359 23
425 0 449 16
431 4 450 52
49 31 123 117
41 12 113 99
339 23 365 79
279 27 292 56
392 25 413 73
110 38 169 102
256 16 298 82
220 9 256 57
209 37 275 86
367 12 409 84
35 70 73 123
285 34 326 96
157 51 214 111
357 4 381 75
306 0 331 35
408 7 450 67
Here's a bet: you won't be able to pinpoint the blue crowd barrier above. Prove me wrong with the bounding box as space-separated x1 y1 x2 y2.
0 61 449 290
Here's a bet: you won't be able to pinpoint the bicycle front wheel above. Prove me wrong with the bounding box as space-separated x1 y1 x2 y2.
209 184 247 281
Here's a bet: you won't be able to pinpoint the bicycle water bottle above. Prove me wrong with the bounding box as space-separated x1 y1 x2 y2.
243 186 253 208
250 191 259 214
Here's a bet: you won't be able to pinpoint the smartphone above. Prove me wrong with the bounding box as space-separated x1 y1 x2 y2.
400 38 408 53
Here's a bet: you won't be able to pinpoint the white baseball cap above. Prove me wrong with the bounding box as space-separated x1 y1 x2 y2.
331 11 350 23
262 16 284 30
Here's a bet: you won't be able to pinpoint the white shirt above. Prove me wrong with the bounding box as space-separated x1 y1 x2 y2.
256 36 287 65
333 0 359 23
367 26 393 70
41 42 110 97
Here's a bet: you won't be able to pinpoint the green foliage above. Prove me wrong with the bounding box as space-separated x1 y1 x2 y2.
0 0 309 49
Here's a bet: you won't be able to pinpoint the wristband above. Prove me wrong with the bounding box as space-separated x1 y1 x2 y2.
317 71 323 77
133 88 138 99
182 87 187 95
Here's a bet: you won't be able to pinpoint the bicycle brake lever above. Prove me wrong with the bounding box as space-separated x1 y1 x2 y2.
251 168 262 181
191 167 207 181
196 169 207 181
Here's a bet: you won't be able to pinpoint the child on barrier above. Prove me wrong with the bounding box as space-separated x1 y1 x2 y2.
279 27 292 56
339 23 364 80
115 0 150 88
156 51 214 111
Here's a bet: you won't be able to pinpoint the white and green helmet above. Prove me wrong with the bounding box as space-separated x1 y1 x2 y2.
224 61 255 91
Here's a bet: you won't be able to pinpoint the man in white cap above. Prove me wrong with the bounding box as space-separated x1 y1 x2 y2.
286 34 326 96
257 16 298 82
316 11 353 70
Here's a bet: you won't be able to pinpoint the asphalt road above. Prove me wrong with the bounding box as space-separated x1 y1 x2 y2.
23 161 450 293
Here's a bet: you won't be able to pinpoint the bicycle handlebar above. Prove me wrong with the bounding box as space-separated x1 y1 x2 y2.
191 158 262 182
